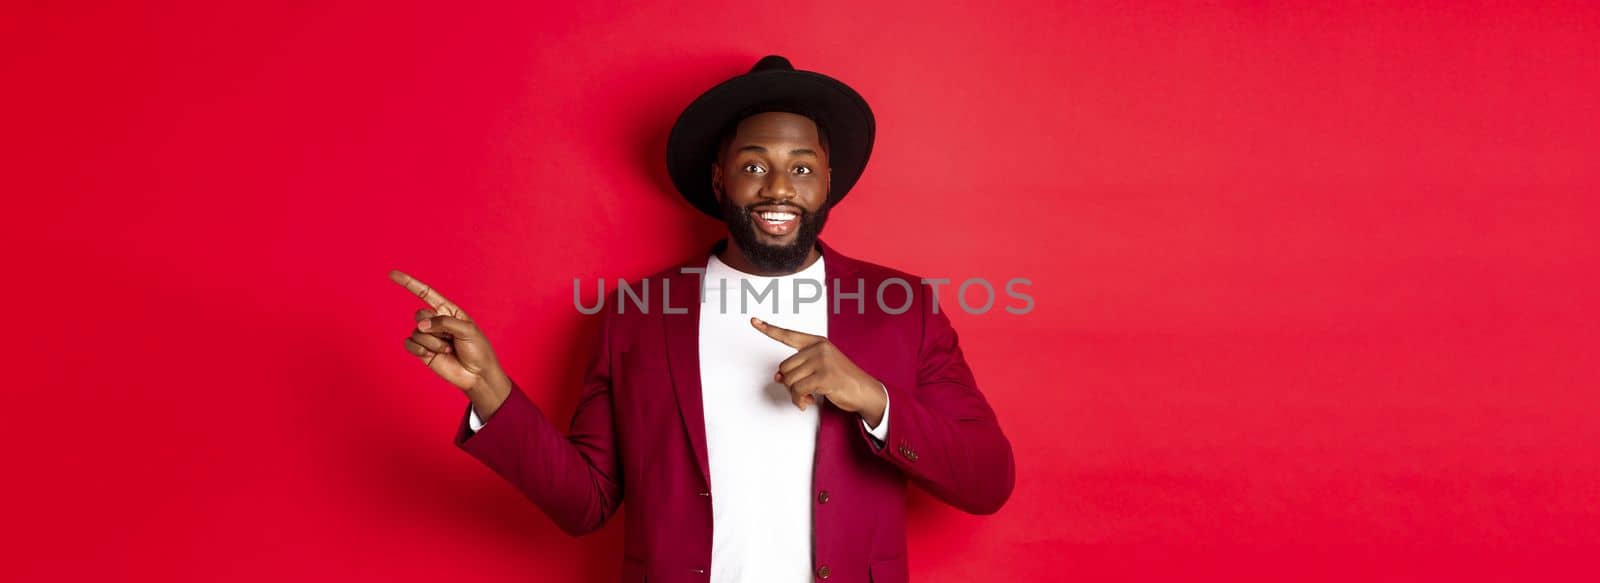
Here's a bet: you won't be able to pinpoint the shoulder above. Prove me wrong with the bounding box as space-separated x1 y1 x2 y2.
836 253 926 284
576 254 708 346
824 242 930 285
825 247 953 320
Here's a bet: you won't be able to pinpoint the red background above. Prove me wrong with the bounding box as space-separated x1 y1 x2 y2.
5 1 1597 581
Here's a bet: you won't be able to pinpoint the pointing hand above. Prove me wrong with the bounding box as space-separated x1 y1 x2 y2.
751 317 887 427
389 270 512 415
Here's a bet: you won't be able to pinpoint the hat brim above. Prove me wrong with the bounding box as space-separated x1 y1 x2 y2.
667 68 875 219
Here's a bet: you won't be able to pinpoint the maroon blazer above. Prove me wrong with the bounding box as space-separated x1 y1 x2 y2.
454 239 1015 583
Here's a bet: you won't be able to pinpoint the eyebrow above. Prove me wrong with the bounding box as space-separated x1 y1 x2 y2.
735 145 819 157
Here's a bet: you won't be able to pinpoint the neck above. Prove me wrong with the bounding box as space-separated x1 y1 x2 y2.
716 237 822 277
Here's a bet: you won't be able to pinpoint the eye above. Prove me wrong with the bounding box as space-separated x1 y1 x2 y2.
793 166 812 175
742 163 765 174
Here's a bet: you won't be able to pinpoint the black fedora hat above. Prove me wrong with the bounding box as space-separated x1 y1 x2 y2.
666 55 875 219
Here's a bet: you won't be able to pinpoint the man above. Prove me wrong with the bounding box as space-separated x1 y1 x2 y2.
389 55 1014 583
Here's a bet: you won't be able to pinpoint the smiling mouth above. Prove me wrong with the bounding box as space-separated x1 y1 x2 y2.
750 207 801 237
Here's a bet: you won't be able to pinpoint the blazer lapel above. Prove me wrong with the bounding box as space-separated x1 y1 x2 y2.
664 248 713 490
817 239 868 431
818 238 865 356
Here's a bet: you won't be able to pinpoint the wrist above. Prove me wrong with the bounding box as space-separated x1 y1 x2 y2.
858 379 887 426
466 370 513 419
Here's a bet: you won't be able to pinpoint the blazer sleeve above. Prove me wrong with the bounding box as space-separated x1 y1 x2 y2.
452 310 623 536
855 287 1016 515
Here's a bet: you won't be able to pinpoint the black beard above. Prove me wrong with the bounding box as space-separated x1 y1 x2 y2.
719 196 830 273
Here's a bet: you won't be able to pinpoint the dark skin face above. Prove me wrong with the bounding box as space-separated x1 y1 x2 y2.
711 111 831 276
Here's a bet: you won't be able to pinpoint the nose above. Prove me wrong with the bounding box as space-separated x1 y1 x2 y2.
763 169 797 202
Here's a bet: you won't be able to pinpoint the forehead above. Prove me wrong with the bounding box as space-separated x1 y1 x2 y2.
731 111 822 147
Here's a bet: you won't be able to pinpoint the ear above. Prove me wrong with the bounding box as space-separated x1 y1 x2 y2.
710 162 724 202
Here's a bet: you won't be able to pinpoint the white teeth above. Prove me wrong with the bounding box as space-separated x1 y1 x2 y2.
759 212 797 222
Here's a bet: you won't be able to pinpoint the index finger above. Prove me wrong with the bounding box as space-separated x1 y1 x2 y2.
751 317 823 350
389 269 466 317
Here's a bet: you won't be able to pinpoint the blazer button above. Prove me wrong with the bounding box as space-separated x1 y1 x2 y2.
817 565 831 579
817 489 830 504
